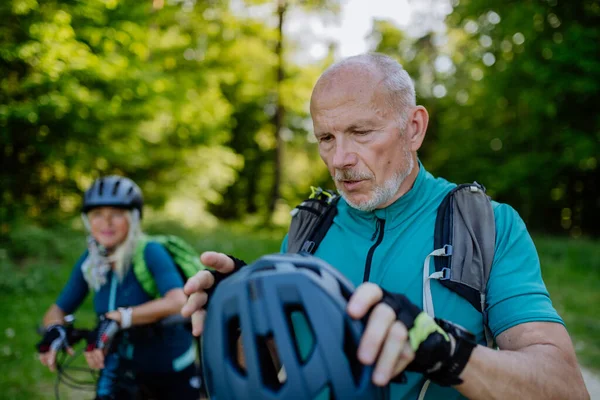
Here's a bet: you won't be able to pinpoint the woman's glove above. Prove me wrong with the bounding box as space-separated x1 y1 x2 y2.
86 316 120 352
36 324 70 354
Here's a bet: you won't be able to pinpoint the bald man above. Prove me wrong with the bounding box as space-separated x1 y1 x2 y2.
183 53 589 400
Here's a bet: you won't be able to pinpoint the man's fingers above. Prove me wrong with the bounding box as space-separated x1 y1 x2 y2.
357 302 397 365
372 321 412 386
347 282 384 319
393 343 415 378
66 346 75 356
200 252 235 273
183 271 215 296
181 292 209 318
191 309 207 337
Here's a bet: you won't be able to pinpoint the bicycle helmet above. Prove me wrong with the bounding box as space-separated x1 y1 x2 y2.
201 253 387 400
82 176 143 217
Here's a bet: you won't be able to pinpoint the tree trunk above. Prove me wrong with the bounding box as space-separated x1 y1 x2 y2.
268 0 287 218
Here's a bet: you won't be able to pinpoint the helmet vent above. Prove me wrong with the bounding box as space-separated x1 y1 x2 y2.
284 304 315 365
255 265 276 273
112 179 121 195
338 282 353 302
98 179 105 195
248 279 264 301
226 316 246 376
313 383 334 400
257 333 286 391
343 318 363 385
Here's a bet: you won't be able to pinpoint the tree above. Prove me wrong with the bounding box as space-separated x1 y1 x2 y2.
368 0 600 236
209 0 340 223
0 0 264 227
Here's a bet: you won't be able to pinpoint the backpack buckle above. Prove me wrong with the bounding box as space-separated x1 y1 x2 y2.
300 240 315 254
310 186 325 199
443 244 453 256
440 267 452 280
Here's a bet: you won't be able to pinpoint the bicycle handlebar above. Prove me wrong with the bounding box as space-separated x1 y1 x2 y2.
36 313 195 400
68 328 92 346
38 313 191 345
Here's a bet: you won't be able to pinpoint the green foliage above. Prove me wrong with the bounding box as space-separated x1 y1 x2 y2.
1 221 85 294
208 0 339 221
0 221 91 399
2 0 599 237
535 235 600 371
370 0 600 236
1 0 341 230
6 221 83 261
0 0 263 225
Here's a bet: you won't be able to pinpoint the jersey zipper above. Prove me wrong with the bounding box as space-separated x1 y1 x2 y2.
363 218 385 282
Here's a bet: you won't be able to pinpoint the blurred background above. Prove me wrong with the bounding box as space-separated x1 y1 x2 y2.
0 0 598 398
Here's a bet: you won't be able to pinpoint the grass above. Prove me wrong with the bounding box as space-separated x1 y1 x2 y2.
533 236 600 372
0 220 598 399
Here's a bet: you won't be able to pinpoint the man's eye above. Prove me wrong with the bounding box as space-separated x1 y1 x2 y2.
355 130 371 135
319 135 333 143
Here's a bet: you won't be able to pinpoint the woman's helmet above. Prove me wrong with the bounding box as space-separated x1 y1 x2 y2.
82 176 143 217
202 253 387 400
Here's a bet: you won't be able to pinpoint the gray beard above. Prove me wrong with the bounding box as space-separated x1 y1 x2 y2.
340 153 414 212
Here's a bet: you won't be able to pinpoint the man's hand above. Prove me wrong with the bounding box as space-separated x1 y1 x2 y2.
181 251 243 336
347 282 476 387
347 283 416 386
37 325 74 372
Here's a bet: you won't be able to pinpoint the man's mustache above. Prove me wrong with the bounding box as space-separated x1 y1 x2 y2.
333 169 373 181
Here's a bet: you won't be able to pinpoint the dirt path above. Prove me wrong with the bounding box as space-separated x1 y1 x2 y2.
582 367 600 399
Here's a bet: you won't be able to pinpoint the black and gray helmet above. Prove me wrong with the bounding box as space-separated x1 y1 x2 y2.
202 253 387 400
82 176 143 217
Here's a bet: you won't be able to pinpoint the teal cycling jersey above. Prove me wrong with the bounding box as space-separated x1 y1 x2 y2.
56 241 195 374
281 163 563 399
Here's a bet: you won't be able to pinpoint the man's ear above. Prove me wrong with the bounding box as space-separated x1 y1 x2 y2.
405 106 428 151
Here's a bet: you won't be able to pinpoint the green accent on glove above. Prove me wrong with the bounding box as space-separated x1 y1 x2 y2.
408 312 449 351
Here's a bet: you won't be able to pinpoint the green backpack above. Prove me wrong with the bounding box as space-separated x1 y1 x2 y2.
133 234 206 298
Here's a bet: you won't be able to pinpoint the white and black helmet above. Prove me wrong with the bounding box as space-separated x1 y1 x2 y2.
82 176 143 217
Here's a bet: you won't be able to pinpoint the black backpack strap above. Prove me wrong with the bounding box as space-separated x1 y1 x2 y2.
301 195 340 254
286 187 339 254
423 182 496 347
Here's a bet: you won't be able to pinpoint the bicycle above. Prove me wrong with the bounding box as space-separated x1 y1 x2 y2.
37 314 206 400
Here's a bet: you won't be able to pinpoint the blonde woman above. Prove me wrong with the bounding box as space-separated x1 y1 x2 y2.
37 176 199 399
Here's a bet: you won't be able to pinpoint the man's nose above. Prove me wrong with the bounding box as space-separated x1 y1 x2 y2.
332 140 358 170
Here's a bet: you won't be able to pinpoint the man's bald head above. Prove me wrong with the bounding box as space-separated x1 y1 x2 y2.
311 53 416 126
